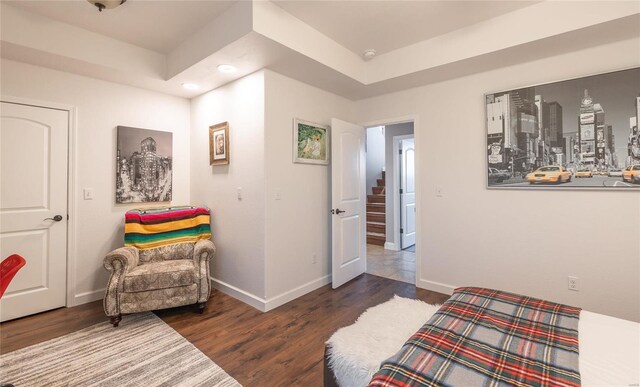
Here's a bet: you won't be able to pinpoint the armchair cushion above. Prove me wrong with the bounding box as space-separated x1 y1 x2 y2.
139 243 194 264
123 259 196 293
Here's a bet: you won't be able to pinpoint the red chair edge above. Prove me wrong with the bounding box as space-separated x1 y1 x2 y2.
0 254 27 299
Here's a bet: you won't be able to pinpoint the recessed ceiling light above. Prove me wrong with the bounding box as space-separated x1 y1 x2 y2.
217 64 236 73
182 83 199 90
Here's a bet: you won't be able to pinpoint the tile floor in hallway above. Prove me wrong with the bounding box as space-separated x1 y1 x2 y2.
366 244 416 284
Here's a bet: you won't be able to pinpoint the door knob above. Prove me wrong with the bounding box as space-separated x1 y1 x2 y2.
44 215 63 222
334 209 346 215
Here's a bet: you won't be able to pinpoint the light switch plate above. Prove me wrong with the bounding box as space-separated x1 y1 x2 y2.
83 188 93 200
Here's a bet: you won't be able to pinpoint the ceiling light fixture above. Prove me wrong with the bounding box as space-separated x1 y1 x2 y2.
182 83 199 90
362 49 376 61
217 64 236 73
87 0 126 12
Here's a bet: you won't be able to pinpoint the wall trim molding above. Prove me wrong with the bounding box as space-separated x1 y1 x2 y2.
384 242 399 251
210 277 267 312
74 288 105 305
264 275 331 312
210 275 332 312
417 278 456 296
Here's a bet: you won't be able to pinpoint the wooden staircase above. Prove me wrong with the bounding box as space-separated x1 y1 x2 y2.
366 171 386 246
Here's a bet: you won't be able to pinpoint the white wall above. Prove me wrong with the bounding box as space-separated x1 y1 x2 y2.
384 122 414 247
0 59 191 305
263 70 354 307
366 126 385 195
190 71 266 303
354 37 640 321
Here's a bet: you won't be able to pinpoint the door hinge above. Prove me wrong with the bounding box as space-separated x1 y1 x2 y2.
400 228 404 234
67 214 69 220
400 188 403 194
399 149 403 155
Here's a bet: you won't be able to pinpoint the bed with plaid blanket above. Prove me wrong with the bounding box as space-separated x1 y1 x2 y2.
369 287 581 387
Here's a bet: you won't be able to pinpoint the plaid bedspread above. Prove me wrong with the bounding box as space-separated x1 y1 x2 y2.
369 287 581 387
124 206 211 250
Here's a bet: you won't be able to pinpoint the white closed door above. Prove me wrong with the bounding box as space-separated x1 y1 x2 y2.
0 101 68 322
331 118 366 289
401 139 416 249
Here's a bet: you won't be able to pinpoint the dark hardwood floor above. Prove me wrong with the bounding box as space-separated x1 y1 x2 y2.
0 274 449 386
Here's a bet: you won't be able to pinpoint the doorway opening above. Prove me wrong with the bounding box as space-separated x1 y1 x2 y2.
364 122 415 284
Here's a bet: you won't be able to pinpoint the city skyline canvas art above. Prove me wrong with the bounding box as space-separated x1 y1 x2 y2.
116 126 173 203
486 67 640 189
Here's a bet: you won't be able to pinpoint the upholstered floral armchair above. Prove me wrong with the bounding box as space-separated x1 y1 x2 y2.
103 207 215 327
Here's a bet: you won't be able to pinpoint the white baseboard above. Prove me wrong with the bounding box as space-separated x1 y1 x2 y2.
73 288 105 306
210 277 267 312
264 275 331 312
210 275 332 312
417 278 456 296
384 242 399 251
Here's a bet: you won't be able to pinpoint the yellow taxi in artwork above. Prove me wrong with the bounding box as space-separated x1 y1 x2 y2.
526 165 572 184
575 169 593 178
622 165 640 184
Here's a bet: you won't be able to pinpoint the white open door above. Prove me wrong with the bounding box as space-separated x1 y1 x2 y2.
0 102 69 321
400 139 416 249
331 118 366 289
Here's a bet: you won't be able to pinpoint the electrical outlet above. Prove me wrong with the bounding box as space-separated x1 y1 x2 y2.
568 276 579 291
312 253 317 264
236 187 242 201
436 186 443 197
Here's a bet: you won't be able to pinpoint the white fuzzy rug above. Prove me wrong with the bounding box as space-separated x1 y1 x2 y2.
326 295 441 387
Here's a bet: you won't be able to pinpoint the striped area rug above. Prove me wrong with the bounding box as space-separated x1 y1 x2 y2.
0 313 241 387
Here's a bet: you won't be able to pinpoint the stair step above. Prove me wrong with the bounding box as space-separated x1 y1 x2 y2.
366 222 385 234
376 178 385 187
367 237 385 246
366 232 386 246
367 194 385 204
372 186 385 195
367 203 385 213
367 212 385 223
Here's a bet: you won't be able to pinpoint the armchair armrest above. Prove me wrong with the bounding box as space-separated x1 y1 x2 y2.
103 246 139 318
194 239 216 264
104 246 139 274
193 239 215 303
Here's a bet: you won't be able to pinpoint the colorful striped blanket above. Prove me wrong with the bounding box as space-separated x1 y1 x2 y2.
369 287 581 387
124 206 211 250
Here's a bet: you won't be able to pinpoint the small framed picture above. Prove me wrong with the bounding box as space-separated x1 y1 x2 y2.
293 118 330 165
209 122 229 165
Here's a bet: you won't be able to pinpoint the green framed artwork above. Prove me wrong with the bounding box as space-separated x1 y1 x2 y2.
293 118 330 165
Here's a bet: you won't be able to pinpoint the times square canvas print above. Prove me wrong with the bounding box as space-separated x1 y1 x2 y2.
486 67 640 189
116 126 173 203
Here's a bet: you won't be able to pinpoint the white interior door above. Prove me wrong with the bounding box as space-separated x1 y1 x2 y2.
0 101 69 322
401 139 416 249
331 118 366 289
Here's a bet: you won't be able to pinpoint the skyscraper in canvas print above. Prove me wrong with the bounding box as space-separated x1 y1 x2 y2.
116 126 173 203
486 67 639 189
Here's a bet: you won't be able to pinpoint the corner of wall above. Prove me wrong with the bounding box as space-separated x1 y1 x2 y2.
189 70 267 302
